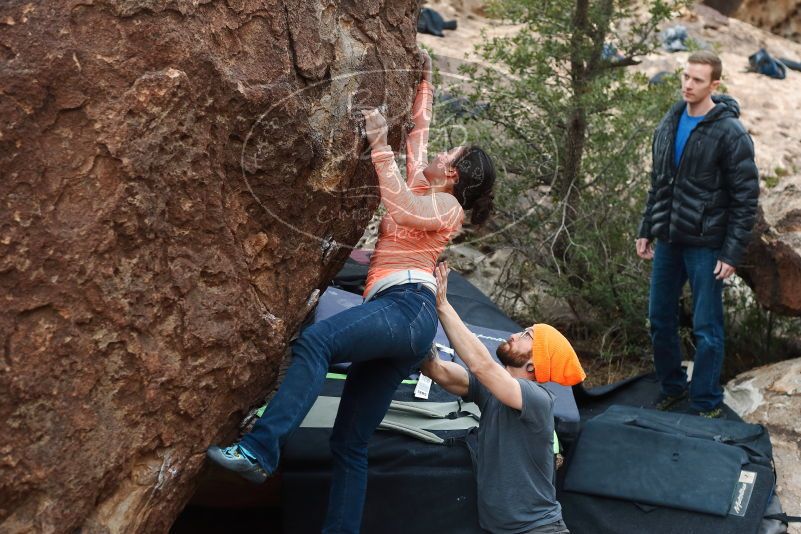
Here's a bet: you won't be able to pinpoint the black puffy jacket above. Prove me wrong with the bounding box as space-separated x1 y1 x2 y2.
638 95 759 267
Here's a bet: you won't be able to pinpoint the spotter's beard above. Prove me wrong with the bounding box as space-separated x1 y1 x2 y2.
496 342 529 368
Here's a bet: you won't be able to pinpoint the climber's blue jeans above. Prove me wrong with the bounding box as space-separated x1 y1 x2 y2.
649 241 725 411
241 283 437 534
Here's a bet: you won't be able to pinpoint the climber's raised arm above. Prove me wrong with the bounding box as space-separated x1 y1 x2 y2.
406 49 434 189
362 108 463 232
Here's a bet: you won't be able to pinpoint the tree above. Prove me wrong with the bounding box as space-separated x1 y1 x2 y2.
433 0 686 356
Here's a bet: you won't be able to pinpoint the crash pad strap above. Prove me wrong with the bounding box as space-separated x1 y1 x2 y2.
388 400 481 420
765 513 801 522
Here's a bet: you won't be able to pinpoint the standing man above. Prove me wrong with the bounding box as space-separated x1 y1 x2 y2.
422 262 585 534
636 51 759 418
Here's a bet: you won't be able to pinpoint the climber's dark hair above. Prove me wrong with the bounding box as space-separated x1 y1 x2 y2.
452 145 496 225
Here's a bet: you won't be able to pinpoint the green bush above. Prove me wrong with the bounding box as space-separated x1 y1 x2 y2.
722 278 801 379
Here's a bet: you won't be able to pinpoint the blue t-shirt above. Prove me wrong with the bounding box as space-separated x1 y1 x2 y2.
674 107 705 168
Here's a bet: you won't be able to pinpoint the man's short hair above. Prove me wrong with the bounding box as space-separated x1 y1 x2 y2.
688 50 722 81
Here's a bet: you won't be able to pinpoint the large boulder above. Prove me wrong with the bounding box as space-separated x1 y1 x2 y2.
701 0 801 42
0 1 420 531
734 0 801 43
725 358 801 529
700 0 743 17
740 192 801 316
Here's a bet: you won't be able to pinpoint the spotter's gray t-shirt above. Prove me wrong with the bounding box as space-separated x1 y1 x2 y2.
464 373 562 533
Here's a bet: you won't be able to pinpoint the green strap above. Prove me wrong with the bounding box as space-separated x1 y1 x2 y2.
553 431 560 455
326 372 418 385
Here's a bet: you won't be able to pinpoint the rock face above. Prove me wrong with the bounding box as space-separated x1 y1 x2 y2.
725 358 801 532
740 194 801 316
702 0 801 43
734 0 801 43
0 1 419 532
700 0 744 17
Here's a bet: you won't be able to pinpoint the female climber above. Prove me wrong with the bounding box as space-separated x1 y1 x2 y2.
207 48 496 534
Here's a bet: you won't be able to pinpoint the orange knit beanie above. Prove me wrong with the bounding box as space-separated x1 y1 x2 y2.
530 323 586 386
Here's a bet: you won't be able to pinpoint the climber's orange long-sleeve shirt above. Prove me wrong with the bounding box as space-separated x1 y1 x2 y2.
364 80 464 298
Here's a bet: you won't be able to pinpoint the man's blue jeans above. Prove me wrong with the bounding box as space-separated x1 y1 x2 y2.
649 241 725 411
241 283 437 534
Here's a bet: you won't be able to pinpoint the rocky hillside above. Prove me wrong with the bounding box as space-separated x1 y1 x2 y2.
735 0 801 43
701 0 800 43
419 0 801 316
